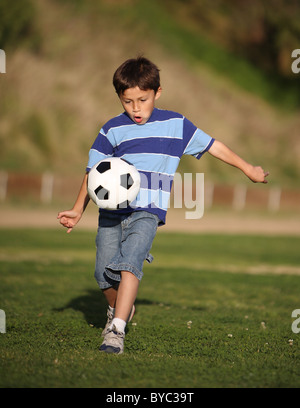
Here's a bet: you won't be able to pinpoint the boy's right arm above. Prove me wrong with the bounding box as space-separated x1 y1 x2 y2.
57 173 90 233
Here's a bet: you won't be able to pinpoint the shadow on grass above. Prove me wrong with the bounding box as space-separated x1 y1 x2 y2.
53 289 157 330
54 289 107 329
54 288 207 333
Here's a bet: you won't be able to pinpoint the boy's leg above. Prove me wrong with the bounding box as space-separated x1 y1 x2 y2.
114 270 139 322
100 212 158 353
94 213 122 336
102 272 138 333
102 286 118 308
99 271 138 354
101 281 136 337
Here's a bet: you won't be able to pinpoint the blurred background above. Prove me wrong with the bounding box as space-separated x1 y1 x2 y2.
0 0 299 232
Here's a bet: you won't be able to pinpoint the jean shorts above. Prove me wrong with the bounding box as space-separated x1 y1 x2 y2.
94 211 159 290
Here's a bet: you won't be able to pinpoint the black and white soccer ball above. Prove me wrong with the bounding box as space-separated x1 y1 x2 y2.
87 157 141 210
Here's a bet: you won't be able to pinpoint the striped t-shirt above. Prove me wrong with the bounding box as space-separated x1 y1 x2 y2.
86 108 214 224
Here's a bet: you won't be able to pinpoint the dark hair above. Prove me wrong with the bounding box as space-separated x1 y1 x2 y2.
113 57 160 95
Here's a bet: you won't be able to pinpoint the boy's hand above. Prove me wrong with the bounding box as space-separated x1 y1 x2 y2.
246 165 269 184
57 173 90 233
57 210 82 233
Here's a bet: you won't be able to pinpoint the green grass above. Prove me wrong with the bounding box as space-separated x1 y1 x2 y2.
0 228 300 388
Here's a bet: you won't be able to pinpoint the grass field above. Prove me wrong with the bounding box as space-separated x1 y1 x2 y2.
0 228 300 388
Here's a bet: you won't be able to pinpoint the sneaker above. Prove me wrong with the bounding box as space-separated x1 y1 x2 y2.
99 325 125 354
101 305 135 337
101 307 114 337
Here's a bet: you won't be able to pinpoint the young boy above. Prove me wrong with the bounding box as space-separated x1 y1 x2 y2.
57 57 269 354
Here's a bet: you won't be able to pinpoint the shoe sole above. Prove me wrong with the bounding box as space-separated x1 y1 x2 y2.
99 344 123 354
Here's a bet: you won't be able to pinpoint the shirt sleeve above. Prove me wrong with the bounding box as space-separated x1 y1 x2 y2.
86 129 114 172
182 117 215 159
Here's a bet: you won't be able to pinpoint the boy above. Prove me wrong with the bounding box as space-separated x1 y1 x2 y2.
57 57 269 354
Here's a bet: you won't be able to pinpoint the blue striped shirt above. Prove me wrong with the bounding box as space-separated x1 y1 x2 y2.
87 108 214 224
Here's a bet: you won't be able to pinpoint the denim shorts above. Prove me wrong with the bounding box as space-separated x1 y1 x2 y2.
94 211 159 290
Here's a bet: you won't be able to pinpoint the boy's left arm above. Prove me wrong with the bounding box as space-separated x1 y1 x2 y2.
208 140 269 183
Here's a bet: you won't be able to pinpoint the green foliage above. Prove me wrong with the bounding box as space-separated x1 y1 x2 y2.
0 0 299 184
134 0 300 110
56 0 300 109
0 229 299 388
24 113 53 158
1 0 299 108
163 0 300 77
0 0 40 50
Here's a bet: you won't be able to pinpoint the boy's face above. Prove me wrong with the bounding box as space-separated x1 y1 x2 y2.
119 86 162 125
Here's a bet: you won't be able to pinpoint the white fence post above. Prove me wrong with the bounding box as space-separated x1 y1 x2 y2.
40 172 54 204
268 187 281 212
0 171 8 202
205 181 214 209
233 184 247 211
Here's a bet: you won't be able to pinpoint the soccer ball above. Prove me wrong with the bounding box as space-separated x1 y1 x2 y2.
87 157 141 210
